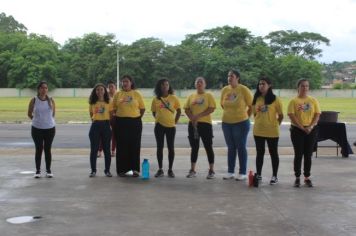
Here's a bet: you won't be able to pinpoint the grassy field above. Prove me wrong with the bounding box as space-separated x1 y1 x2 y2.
0 97 355 123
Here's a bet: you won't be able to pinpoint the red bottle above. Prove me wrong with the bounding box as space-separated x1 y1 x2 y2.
248 170 254 187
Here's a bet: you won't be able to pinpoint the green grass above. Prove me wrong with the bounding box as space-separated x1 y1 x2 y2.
0 97 355 123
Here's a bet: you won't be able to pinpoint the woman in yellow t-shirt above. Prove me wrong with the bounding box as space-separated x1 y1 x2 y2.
88 83 112 177
252 76 283 186
221 69 253 181
184 77 216 179
112 75 145 177
151 79 181 178
288 79 320 187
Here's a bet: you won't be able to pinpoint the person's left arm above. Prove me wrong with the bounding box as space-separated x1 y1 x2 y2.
51 98 56 117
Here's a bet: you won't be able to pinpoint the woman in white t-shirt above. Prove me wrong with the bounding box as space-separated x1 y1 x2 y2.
27 81 56 178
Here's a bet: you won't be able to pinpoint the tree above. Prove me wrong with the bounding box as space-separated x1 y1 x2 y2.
265 30 330 60
0 12 27 33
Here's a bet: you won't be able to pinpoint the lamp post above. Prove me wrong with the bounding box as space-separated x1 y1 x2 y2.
116 47 120 87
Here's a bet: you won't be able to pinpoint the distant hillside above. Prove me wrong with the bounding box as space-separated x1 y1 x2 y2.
323 61 356 84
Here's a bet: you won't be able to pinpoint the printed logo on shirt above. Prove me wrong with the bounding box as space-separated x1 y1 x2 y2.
257 105 268 113
192 98 205 106
159 100 171 109
95 106 105 114
225 93 238 102
119 96 133 104
297 103 310 112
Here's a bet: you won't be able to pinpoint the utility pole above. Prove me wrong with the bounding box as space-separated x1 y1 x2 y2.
116 47 120 87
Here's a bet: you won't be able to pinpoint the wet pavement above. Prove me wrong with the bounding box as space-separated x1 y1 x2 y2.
1 147 356 236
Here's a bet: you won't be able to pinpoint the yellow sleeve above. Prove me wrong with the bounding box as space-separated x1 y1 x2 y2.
136 91 145 109
276 98 283 115
207 93 216 108
173 95 181 110
243 86 253 106
184 95 191 109
220 87 226 107
112 92 118 111
151 98 156 112
313 98 321 114
287 99 295 114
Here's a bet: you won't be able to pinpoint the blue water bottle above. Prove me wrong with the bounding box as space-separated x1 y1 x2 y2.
142 159 150 180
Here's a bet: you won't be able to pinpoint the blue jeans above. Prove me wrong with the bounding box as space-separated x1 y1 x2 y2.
222 119 250 175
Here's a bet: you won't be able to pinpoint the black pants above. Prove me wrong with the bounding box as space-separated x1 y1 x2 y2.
89 121 111 172
290 126 318 178
31 126 55 172
154 123 176 170
254 136 279 177
115 117 142 174
188 122 214 164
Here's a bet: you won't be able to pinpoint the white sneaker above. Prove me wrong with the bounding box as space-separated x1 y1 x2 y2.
223 173 235 180
235 174 247 181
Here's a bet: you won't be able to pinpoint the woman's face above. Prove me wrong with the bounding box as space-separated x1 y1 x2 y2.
298 81 309 95
108 83 116 94
95 86 105 99
122 78 132 91
228 71 238 87
195 78 206 91
258 80 270 95
38 83 48 96
161 81 170 94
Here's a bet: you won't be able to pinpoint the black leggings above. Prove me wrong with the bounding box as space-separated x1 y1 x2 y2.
31 126 56 172
188 122 214 164
154 123 176 170
254 136 279 177
290 126 318 178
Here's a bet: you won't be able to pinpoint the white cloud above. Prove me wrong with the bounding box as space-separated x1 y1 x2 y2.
1 0 355 62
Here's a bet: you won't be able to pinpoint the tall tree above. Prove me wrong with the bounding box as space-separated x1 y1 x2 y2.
0 12 27 33
265 30 330 60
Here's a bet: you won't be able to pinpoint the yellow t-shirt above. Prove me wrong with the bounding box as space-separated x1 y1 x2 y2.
151 95 181 128
112 90 145 118
287 96 321 126
184 92 216 124
220 84 253 123
89 101 111 121
253 97 283 138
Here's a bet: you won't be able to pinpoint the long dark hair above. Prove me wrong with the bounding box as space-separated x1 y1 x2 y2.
89 83 110 105
252 76 276 105
154 79 173 98
121 75 136 90
36 81 52 108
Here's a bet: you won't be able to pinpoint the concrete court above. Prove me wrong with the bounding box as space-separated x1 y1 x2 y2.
1 148 356 236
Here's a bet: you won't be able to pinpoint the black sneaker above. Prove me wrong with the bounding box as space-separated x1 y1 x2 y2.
34 170 41 178
168 170 175 178
104 171 112 177
294 178 301 187
206 170 215 179
118 172 127 177
270 176 278 185
89 172 96 178
155 169 164 178
304 178 313 187
132 171 140 177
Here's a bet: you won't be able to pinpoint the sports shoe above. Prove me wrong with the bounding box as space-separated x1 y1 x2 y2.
104 171 112 177
304 178 313 187
294 178 301 187
168 170 175 178
89 172 96 178
46 171 53 178
132 171 140 177
235 174 247 181
223 173 235 180
186 169 197 178
118 172 127 177
34 171 41 178
270 176 278 185
206 170 215 179
154 169 164 178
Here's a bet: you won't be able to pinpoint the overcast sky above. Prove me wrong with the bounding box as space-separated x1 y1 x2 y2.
2 0 356 63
